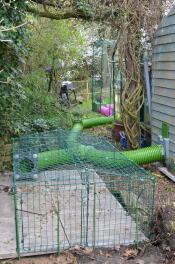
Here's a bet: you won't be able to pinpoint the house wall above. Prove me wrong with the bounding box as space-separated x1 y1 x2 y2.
152 6 175 160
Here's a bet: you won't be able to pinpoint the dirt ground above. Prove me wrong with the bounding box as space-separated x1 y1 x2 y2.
0 243 174 264
1 125 175 264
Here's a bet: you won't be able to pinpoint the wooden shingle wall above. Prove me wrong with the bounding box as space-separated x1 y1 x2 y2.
152 6 175 159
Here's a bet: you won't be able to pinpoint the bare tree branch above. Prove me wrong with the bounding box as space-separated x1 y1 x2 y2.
0 39 12 42
27 6 92 20
0 81 10 84
1 21 28 32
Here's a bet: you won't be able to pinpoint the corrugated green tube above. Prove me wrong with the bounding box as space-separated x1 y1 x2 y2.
68 117 165 166
36 116 164 172
38 149 73 170
67 116 115 147
67 122 83 142
37 145 129 171
36 117 115 171
82 116 114 128
68 144 164 168
74 145 132 168
20 116 165 173
123 145 164 165
37 143 164 172
70 122 84 133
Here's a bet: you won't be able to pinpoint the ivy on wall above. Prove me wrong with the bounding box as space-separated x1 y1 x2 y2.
0 0 29 141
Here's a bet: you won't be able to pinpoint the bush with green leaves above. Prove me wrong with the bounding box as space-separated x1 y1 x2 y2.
13 76 74 136
0 1 29 141
25 18 89 88
0 4 82 140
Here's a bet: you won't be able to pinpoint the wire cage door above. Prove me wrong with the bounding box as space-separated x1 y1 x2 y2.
14 177 95 255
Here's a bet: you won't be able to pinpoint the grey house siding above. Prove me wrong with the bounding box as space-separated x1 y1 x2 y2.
152 6 175 159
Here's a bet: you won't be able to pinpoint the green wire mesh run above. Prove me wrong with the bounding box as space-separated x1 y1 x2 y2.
92 39 123 115
13 130 155 256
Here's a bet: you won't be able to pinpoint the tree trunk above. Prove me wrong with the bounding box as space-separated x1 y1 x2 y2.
121 43 143 149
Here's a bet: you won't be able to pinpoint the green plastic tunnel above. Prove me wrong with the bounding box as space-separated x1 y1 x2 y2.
36 116 165 171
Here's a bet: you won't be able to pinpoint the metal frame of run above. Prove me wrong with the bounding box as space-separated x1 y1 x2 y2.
13 129 155 257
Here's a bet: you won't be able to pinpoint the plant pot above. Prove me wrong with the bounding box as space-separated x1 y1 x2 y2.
112 122 124 142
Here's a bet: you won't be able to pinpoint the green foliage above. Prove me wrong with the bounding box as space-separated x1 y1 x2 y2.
0 0 29 141
0 3 90 145
13 113 73 136
0 7 81 141
76 0 94 17
17 17 90 135
10 17 90 138
13 72 73 136
26 18 88 81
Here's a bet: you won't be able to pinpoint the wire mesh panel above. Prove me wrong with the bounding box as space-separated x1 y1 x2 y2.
67 132 155 238
92 39 125 117
92 40 116 113
13 129 155 256
57 80 89 102
15 172 88 253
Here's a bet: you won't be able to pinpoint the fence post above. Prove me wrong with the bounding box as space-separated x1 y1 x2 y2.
86 81 89 101
93 183 96 248
57 201 60 256
13 178 20 259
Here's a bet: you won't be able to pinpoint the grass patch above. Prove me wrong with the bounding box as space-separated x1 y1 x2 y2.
71 99 103 120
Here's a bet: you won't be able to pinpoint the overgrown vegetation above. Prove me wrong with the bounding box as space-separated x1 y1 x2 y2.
15 18 91 135
0 2 91 141
25 18 89 88
0 1 28 141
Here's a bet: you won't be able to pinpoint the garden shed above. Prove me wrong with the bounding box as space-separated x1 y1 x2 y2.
152 5 175 162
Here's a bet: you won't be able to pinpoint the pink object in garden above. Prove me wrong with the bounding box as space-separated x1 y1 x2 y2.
99 105 113 116
106 104 114 109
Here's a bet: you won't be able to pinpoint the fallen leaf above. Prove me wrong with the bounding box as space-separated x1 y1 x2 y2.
64 251 77 264
74 245 81 250
57 255 77 264
122 249 138 259
152 173 164 179
114 246 120 251
165 246 171 251
84 247 93 253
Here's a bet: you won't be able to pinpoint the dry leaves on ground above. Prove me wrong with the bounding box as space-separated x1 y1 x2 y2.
122 249 138 259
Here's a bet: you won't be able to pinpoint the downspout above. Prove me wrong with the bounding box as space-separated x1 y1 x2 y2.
143 57 152 123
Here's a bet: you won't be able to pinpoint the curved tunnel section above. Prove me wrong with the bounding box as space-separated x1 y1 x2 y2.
67 116 164 165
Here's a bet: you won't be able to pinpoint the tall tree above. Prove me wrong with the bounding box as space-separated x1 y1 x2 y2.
26 18 88 85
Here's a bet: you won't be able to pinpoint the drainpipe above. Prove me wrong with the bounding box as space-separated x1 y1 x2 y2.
112 51 116 118
143 57 152 123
